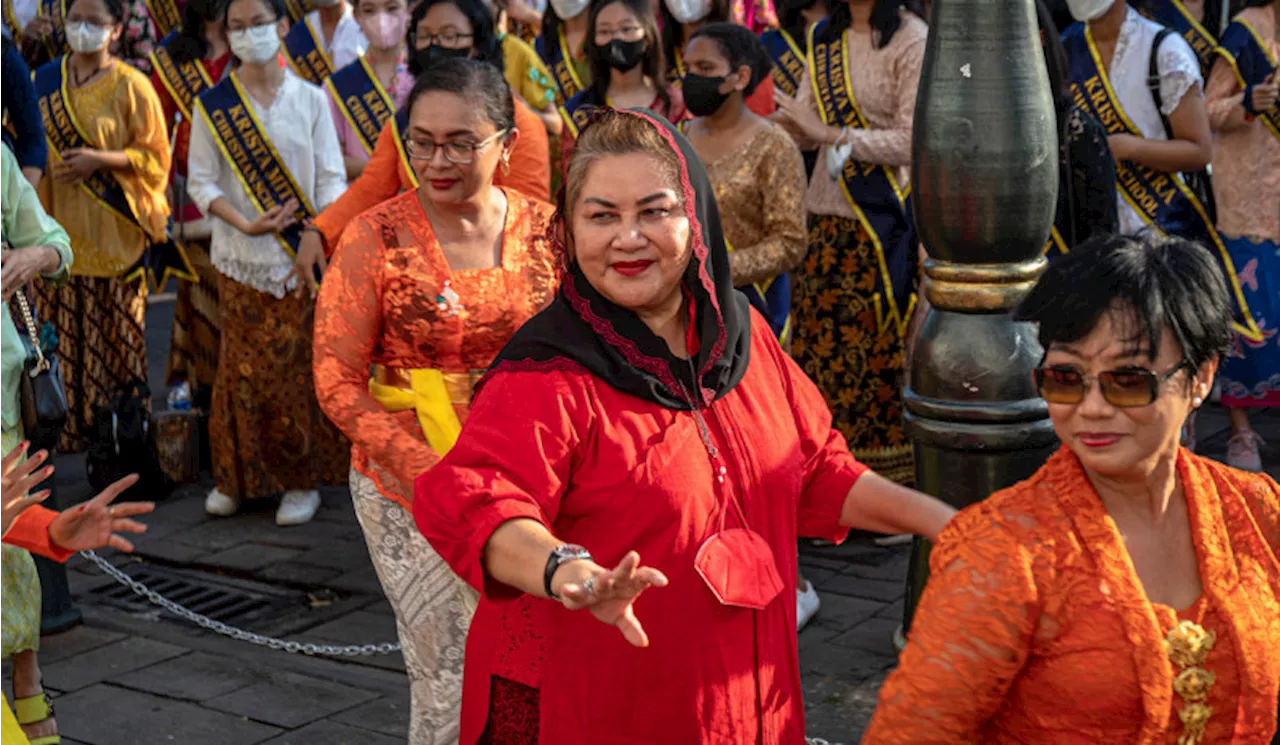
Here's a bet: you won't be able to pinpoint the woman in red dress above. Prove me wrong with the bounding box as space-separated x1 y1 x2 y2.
414 108 956 744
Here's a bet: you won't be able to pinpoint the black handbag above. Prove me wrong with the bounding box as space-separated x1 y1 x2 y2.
13 290 68 453
85 380 172 496
1147 28 1218 226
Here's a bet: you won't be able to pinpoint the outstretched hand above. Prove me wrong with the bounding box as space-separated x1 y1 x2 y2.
1 443 54 535
48 474 154 553
554 551 669 648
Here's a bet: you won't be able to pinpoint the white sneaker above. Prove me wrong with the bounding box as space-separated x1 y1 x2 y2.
797 581 821 632
276 489 321 526
205 487 241 517
1226 431 1264 473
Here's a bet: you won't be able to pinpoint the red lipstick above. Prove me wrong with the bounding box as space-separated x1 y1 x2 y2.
612 260 654 277
1077 432 1122 448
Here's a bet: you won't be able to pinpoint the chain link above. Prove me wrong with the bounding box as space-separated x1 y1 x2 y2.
80 550 401 657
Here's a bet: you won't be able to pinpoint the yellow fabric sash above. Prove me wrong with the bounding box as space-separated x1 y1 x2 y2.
368 366 480 456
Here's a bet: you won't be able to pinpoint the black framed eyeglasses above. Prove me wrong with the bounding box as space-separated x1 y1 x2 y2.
403 129 508 164
1032 362 1191 408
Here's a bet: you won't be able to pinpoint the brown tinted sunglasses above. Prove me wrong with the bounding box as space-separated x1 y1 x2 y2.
1033 363 1190 408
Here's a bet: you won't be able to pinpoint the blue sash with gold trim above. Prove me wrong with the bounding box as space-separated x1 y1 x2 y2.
3 0 21 44
807 20 915 337
535 29 585 105
1148 0 1219 73
324 57 395 157
34 56 193 288
144 0 179 38
150 31 215 119
559 89 602 139
761 27 804 98
37 0 65 58
1063 23 1261 342
284 0 307 23
667 49 685 87
195 73 317 256
283 17 333 85
391 106 418 190
1217 19 1279 141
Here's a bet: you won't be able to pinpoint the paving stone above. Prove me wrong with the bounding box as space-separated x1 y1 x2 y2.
326 566 381 593
205 670 380 728
840 555 910 583
798 566 836 588
166 517 349 552
361 598 395 617
290 542 373 572
798 625 840 653
802 672 888 744
828 617 905 658
810 593 885 633
800 634 896 679
37 626 127 665
819 574 906 603
304 611 398 645
131 538 211 564
42 637 189 692
113 651 261 701
258 562 342 585
56 683 281 745
259 719 402 744
330 693 411 739
199 544 304 572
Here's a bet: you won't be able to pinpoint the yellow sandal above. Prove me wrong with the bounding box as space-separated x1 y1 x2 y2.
13 691 59 745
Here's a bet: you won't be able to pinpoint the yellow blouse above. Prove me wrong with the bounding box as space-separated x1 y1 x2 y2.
502 34 558 114
38 60 170 278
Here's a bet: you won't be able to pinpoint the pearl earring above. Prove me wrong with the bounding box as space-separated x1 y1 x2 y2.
1192 396 1203 408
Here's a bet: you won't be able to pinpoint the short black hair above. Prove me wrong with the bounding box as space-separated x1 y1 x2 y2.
171 0 226 64
226 0 286 21
689 22 770 96
405 57 516 132
1014 233 1234 370
70 0 127 22
408 0 503 71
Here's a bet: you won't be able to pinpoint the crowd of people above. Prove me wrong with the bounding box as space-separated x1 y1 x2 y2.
0 0 1276 738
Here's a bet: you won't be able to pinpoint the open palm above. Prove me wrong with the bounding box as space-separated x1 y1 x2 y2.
48 474 153 553
559 551 668 647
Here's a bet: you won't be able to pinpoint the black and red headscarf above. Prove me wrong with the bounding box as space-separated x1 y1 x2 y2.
484 108 752 410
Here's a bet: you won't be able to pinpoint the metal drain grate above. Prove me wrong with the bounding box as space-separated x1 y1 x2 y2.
86 563 298 629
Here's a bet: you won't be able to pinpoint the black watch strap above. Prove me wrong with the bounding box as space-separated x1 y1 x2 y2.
543 544 591 600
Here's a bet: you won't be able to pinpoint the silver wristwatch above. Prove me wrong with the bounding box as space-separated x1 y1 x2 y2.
544 544 593 599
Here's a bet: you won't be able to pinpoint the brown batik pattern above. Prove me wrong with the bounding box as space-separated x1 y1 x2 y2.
165 240 222 392
791 213 915 485
210 275 349 499
33 275 148 452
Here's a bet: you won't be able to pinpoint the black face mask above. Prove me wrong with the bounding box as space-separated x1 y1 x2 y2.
598 38 646 72
682 72 731 117
410 44 472 75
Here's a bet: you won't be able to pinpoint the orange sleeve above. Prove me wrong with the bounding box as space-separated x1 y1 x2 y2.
2 505 75 562
314 120 406 255
746 76 776 117
498 98 552 203
313 214 440 497
861 500 1041 744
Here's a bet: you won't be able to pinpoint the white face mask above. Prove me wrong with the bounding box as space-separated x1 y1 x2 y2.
229 23 281 64
663 0 710 24
1066 0 1112 22
66 20 112 53
549 0 589 20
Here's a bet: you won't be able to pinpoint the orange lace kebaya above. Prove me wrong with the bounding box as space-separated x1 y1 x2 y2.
312 188 560 509
863 447 1280 745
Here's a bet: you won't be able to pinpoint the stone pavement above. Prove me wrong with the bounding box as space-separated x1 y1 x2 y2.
3 295 1277 745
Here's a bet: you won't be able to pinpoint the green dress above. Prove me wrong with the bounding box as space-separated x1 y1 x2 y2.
1 144 73 657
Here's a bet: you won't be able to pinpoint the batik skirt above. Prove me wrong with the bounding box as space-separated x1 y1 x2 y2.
33 275 148 452
1219 234 1280 408
165 240 222 398
210 276 348 499
791 213 917 485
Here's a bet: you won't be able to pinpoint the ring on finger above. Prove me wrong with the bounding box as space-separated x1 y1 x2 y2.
582 575 597 597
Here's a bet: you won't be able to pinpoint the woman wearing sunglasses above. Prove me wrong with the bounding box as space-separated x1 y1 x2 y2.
863 234 1280 744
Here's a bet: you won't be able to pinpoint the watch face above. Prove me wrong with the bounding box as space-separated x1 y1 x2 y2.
555 544 590 559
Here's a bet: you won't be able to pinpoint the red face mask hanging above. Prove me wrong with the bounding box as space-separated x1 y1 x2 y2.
694 486 784 610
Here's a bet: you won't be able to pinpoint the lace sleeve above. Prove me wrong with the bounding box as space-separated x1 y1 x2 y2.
727 130 808 287
861 502 1042 744
1156 32 1203 116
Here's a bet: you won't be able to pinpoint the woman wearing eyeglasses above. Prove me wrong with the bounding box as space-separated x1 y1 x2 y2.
312 58 560 745
863 233 1280 745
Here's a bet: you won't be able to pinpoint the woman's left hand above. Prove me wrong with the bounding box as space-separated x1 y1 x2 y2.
47 474 154 553
1 245 62 301
1106 133 1140 163
554 551 669 648
54 148 104 185
772 91 834 145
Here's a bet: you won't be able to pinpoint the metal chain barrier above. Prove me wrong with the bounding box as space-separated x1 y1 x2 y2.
80 550 402 657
